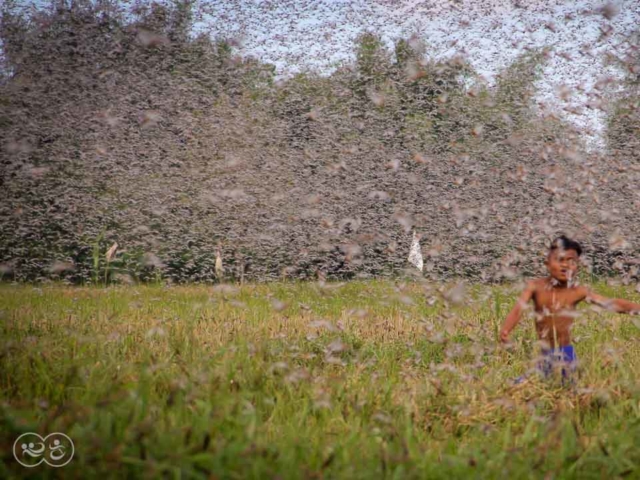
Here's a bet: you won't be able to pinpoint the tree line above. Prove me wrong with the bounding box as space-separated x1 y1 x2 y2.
0 1 638 284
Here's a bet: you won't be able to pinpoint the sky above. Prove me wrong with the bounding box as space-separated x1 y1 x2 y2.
202 0 640 151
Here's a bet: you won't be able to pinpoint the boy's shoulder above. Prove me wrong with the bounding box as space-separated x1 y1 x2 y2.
525 277 590 296
525 277 548 291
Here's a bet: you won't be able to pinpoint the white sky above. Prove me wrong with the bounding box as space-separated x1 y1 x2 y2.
202 0 639 151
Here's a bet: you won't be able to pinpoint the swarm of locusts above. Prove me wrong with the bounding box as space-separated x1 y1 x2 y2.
1 0 640 478
0 0 638 284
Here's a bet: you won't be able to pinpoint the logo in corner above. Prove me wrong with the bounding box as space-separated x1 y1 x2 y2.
13 432 74 468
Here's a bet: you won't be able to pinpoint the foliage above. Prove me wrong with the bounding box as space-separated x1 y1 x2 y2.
606 30 640 167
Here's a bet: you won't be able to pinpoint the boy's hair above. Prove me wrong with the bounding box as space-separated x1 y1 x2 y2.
549 235 582 257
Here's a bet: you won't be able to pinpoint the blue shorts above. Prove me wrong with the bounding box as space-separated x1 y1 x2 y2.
539 345 577 379
514 345 577 385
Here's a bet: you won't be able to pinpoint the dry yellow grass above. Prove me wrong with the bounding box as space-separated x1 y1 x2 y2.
1 281 639 478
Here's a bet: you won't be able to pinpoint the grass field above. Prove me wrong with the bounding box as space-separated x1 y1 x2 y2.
1 280 639 479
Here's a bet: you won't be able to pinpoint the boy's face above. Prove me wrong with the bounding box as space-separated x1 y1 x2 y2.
545 248 579 283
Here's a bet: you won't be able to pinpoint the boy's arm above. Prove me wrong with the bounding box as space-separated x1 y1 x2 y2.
584 289 640 314
500 281 536 343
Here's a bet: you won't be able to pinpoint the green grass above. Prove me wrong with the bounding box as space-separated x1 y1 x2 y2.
1 280 639 479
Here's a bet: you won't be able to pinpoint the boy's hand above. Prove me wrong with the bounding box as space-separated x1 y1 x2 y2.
499 329 509 343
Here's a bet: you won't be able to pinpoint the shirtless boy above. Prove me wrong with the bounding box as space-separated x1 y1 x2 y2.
500 236 640 379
